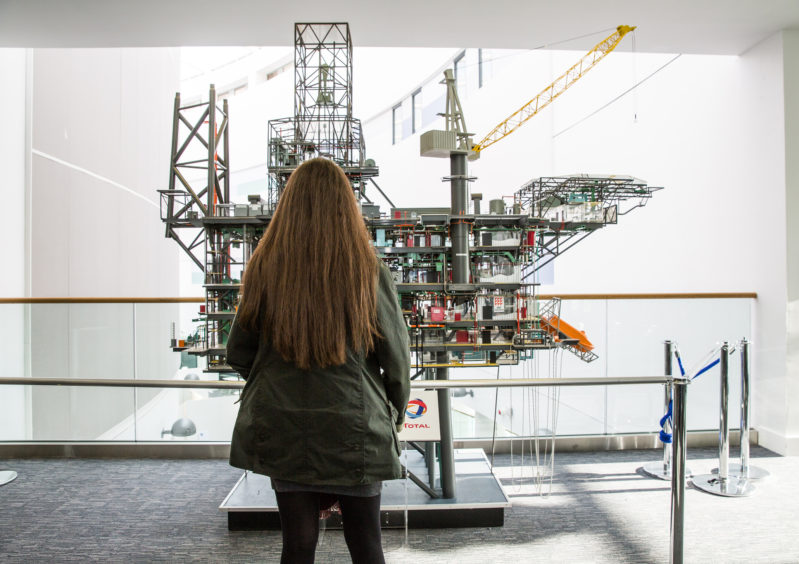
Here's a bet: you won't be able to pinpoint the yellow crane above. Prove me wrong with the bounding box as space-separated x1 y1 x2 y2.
472 25 636 153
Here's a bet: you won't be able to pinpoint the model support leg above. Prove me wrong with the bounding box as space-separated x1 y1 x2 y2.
425 442 436 488
692 342 753 497
436 352 455 498
449 153 470 282
435 150 470 500
425 368 437 488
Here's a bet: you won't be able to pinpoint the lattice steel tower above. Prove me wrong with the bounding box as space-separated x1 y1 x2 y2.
267 23 377 210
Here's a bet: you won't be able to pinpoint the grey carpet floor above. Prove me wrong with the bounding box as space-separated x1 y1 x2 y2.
0 446 796 563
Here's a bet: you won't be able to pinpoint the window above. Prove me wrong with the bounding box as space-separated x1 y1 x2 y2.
479 49 493 86
478 49 483 88
392 104 402 145
412 90 422 133
218 80 248 101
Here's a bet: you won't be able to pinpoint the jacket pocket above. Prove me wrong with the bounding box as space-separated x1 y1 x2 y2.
388 402 401 456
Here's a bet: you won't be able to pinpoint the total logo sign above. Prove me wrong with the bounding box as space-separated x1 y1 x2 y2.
397 390 441 441
406 398 428 421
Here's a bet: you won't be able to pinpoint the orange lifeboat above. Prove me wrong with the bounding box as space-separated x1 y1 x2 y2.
540 315 594 353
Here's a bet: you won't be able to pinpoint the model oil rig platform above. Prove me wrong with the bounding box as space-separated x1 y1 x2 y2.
158 22 660 528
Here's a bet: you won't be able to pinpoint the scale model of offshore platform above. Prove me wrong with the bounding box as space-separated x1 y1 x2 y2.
158 22 660 528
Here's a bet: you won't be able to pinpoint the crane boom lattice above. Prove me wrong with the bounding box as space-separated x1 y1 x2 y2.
473 25 635 153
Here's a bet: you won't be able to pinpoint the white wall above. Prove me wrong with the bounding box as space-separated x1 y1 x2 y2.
365 49 770 294
363 40 796 452
30 48 180 297
23 48 182 439
0 49 31 439
782 30 799 454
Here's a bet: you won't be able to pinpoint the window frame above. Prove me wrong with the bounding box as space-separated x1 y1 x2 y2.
478 48 483 88
454 50 466 94
411 89 422 133
392 104 402 145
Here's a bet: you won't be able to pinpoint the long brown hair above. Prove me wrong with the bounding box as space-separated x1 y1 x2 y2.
236 157 379 370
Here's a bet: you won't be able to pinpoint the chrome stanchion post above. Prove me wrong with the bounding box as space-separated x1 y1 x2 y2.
662 342 673 474
693 342 753 497
670 376 687 564
738 338 768 479
715 338 769 480
642 340 690 480
740 338 750 479
719 342 730 481
662 379 672 473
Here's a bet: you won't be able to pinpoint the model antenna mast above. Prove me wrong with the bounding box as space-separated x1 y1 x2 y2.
442 69 476 155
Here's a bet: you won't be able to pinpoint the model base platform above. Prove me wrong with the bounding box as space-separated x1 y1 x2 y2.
220 448 510 530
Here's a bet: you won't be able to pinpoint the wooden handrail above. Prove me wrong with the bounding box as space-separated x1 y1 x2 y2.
537 292 757 300
0 297 205 304
0 292 756 304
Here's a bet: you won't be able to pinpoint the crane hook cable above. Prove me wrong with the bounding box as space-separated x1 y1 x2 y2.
553 53 681 139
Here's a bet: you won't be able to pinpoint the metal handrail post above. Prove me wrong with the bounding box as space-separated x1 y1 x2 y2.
663 342 673 473
670 376 688 564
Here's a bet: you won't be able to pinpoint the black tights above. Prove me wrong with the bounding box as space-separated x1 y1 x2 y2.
274 490 385 564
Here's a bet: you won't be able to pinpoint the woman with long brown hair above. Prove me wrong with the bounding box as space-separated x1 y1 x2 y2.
227 157 410 564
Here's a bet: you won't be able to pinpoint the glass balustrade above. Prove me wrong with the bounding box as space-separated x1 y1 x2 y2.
0 297 752 442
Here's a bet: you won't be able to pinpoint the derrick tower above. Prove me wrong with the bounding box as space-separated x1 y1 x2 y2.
267 23 377 210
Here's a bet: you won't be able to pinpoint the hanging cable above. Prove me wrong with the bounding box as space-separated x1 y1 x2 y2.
532 348 541 492
453 27 618 74
631 29 639 123
490 364 501 468
553 54 682 139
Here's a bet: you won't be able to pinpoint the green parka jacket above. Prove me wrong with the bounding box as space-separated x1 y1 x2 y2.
226 263 411 486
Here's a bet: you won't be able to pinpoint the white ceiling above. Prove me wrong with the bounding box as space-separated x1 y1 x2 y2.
1 0 798 55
